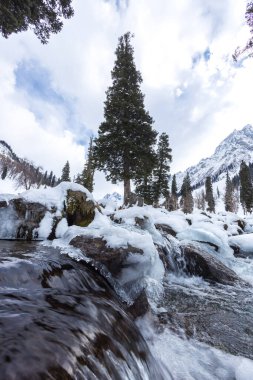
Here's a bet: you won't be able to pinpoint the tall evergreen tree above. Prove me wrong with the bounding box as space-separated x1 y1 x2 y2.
93 32 157 204
180 173 193 214
61 161 71 182
167 174 178 211
76 137 95 192
239 160 253 213
224 172 234 212
152 132 172 205
205 176 215 213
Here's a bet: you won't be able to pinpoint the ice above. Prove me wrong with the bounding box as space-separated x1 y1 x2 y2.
0 204 19 238
229 234 253 254
55 218 68 238
36 211 54 239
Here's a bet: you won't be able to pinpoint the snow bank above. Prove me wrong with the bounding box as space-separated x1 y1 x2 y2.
22 182 94 212
229 234 253 254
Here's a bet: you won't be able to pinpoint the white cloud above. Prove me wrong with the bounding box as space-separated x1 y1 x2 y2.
0 0 251 197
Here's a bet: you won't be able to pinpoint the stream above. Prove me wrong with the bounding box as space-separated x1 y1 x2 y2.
0 241 167 380
1 240 253 379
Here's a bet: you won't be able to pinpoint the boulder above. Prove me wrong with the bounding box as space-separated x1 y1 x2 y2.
65 190 95 227
180 243 242 285
70 235 151 317
70 236 143 277
155 223 177 237
0 189 96 241
124 192 144 207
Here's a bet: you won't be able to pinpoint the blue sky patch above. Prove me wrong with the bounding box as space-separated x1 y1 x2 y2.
15 60 63 104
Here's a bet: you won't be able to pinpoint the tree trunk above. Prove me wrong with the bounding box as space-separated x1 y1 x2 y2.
124 178 131 205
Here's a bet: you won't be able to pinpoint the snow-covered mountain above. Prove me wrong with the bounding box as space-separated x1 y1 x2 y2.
0 140 19 162
176 124 253 190
0 140 57 193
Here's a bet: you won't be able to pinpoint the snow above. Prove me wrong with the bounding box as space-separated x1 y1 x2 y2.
62 209 164 281
55 218 68 238
36 212 54 239
0 178 21 194
229 234 253 254
22 182 94 211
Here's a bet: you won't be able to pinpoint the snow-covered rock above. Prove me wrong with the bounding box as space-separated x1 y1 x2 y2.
0 182 95 240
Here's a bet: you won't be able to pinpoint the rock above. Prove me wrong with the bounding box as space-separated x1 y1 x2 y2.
125 192 144 207
0 189 96 241
70 236 143 277
65 190 95 227
2 199 48 240
70 235 152 317
155 223 177 237
180 243 242 285
127 290 150 318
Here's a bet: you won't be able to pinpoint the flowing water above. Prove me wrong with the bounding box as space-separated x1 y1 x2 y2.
1 240 253 380
0 241 168 380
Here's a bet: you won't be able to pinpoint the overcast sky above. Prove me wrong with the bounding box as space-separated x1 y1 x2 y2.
0 0 252 198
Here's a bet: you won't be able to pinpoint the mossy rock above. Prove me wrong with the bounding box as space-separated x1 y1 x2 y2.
65 190 95 227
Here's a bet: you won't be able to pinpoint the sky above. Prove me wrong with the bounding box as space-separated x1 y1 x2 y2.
0 0 252 199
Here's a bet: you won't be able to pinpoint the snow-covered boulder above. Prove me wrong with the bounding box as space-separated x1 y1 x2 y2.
0 182 96 240
228 234 253 257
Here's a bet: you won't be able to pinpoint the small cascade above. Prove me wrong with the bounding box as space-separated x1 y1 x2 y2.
0 241 170 380
161 233 187 274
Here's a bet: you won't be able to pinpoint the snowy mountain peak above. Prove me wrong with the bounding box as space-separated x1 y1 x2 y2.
176 124 253 190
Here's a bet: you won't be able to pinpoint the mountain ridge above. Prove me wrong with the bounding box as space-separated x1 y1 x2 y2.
176 124 253 190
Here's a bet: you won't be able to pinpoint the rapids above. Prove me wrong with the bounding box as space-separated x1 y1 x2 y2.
0 241 169 380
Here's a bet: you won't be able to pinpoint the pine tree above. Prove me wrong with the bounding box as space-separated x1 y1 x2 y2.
0 0 74 44
239 161 253 213
205 176 215 213
135 175 154 205
61 161 71 182
152 132 172 205
224 172 234 212
93 32 157 204
76 137 95 192
180 173 193 214
167 174 178 211
48 171 53 186
51 175 56 187
42 171 48 186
